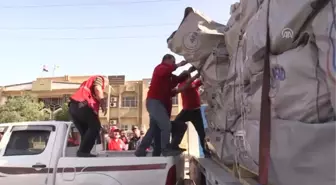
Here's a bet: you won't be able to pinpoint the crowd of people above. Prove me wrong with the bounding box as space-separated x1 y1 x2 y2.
68 53 209 157
103 125 145 151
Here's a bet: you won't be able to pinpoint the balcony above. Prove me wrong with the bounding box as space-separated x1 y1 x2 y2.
119 107 139 118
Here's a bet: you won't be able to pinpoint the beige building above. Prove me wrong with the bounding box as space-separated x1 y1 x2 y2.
0 75 183 132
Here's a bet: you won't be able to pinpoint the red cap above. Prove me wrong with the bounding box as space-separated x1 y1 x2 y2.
110 126 120 133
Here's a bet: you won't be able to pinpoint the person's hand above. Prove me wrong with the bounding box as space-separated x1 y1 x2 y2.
171 88 178 96
176 60 188 67
99 98 107 116
101 105 107 116
187 66 197 73
100 103 107 116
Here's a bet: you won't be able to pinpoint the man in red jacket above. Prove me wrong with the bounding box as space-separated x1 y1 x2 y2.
135 54 191 157
69 75 109 157
170 73 209 156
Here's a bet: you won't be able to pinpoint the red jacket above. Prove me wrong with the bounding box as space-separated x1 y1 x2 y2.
147 63 187 116
108 139 125 151
179 79 202 110
70 75 106 114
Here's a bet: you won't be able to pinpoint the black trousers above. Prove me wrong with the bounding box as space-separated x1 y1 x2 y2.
171 108 206 151
68 100 101 154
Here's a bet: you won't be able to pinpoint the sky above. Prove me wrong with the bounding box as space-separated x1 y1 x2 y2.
0 0 237 86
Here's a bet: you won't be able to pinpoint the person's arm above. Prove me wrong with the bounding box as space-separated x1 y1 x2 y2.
93 77 105 101
156 60 188 77
173 73 201 94
93 76 107 115
191 78 202 88
172 66 197 85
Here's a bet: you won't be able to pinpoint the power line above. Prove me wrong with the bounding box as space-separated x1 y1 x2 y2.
0 35 170 41
0 0 181 9
0 23 178 30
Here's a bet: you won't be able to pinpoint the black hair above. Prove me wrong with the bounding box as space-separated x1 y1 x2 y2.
162 54 175 62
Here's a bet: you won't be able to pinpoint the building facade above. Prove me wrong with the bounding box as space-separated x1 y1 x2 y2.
0 75 183 132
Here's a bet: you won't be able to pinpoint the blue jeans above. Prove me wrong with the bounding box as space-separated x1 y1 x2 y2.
138 99 172 155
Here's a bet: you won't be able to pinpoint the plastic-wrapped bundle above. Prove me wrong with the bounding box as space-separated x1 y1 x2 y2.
242 119 336 185
225 0 264 56
167 7 226 68
269 40 334 122
199 41 230 86
244 0 329 71
246 41 335 122
312 1 336 114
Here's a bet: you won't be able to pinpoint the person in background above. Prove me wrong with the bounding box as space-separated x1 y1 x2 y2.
103 125 112 150
140 130 144 136
69 75 109 157
128 126 141 150
171 72 209 156
108 126 127 151
120 129 129 149
135 54 191 157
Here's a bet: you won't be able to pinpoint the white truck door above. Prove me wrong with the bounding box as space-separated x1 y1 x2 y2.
0 125 57 185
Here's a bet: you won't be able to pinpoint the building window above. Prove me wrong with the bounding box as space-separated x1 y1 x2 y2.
120 124 129 131
172 96 178 105
110 96 118 108
121 96 137 108
109 119 117 125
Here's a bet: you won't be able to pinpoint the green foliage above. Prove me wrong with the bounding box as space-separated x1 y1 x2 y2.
0 94 49 123
54 103 71 121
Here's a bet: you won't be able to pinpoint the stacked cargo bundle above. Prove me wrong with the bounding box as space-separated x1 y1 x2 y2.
167 0 336 185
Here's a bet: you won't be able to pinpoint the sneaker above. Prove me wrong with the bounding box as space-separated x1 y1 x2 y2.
162 148 183 156
134 148 147 157
77 152 96 157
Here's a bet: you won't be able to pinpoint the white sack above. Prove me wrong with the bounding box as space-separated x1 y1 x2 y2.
226 45 246 83
244 0 325 66
167 7 226 68
225 0 263 56
243 119 336 185
205 125 236 164
270 41 334 123
312 1 336 114
245 72 277 120
199 42 230 85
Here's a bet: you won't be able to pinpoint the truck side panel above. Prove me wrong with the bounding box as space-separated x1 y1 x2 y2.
55 157 175 185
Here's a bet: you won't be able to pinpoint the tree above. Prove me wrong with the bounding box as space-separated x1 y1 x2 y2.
54 103 71 121
0 94 49 123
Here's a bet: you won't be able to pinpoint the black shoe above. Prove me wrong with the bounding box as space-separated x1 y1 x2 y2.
134 148 147 157
77 152 96 157
203 150 211 158
162 148 183 156
172 146 186 152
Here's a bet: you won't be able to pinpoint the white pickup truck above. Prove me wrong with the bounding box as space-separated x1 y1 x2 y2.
0 121 185 185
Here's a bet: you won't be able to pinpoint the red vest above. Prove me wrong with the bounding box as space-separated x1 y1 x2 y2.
70 76 105 114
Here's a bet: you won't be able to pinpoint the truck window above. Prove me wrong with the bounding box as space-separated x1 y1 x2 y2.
4 130 50 156
0 126 8 142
